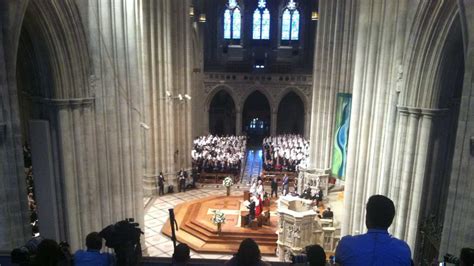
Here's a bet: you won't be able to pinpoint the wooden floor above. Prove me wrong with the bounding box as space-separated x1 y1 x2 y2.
162 194 278 255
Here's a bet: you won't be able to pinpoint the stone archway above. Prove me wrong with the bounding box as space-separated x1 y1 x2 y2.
242 91 271 146
277 91 305 135
209 90 237 135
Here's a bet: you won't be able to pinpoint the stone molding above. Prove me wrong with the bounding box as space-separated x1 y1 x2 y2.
30 96 95 107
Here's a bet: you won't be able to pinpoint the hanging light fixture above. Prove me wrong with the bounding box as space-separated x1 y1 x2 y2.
189 6 195 17
199 13 207 23
311 11 319 21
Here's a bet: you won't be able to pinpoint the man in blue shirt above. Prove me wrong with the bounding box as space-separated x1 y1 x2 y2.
335 195 412 266
74 232 115 266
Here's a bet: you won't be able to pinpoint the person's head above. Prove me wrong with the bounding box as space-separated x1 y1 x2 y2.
172 243 190 264
327 207 331 212
460 248 474 266
85 232 103 250
35 239 61 266
236 238 261 265
365 195 395 229
305 244 326 266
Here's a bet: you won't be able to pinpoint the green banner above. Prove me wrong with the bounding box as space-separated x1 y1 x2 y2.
331 93 352 180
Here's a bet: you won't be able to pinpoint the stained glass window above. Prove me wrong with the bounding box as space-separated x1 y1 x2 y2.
233 8 241 39
290 10 300 40
281 0 300 41
253 9 262 39
281 9 291 40
223 0 241 40
253 0 270 40
224 9 232 39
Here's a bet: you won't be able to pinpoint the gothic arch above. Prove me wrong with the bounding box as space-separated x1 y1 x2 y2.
276 91 305 135
241 88 276 112
401 0 460 108
205 85 238 111
276 87 308 113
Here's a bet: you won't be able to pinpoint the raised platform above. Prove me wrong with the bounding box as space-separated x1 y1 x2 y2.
162 195 278 255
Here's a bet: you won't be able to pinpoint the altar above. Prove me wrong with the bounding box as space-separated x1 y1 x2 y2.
162 194 279 254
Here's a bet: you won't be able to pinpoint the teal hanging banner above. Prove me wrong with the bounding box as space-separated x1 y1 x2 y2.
331 93 352 180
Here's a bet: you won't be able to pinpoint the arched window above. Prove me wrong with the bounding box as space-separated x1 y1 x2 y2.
223 0 241 40
281 0 300 41
252 0 270 40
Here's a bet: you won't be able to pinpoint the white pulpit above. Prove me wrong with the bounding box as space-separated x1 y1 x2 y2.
276 196 318 261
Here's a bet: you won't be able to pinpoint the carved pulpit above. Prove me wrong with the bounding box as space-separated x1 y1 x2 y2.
276 196 318 261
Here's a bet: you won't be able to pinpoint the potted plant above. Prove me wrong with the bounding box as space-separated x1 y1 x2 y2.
211 210 226 233
223 176 234 196
263 192 270 207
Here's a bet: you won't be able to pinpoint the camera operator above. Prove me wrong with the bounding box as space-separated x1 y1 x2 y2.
74 232 115 266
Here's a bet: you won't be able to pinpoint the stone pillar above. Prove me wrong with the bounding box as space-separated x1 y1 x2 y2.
271 111 277 136
236 109 242 135
0 0 44 250
141 0 194 186
394 109 421 239
307 0 357 171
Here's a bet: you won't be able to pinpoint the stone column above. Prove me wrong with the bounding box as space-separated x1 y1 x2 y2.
394 109 421 239
405 110 435 248
271 111 277 136
236 109 242 135
307 0 357 171
342 0 410 236
0 0 44 249
141 0 194 186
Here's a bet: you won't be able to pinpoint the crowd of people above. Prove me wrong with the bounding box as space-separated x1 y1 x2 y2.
262 134 309 172
191 135 246 174
23 145 39 237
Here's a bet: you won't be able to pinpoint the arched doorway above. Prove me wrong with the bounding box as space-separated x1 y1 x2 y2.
277 91 305 135
242 91 271 146
15 14 55 238
416 15 465 261
209 90 236 135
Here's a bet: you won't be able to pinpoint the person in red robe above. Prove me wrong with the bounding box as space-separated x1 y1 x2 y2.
255 195 263 217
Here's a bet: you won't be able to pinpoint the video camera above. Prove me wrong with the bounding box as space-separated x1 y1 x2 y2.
99 218 143 266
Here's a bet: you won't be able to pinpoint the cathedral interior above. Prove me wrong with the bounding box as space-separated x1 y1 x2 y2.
0 0 473 264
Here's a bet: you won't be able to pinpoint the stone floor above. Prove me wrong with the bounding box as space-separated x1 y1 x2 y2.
143 188 280 262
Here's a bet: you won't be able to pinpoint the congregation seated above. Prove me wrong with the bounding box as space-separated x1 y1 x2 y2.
225 238 270 266
191 135 246 174
262 134 309 172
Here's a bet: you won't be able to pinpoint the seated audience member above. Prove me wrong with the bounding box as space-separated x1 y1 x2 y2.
74 232 115 266
306 244 326 266
322 207 334 219
225 238 270 266
460 247 474 266
172 243 191 266
34 239 62 266
300 185 312 200
335 195 411 265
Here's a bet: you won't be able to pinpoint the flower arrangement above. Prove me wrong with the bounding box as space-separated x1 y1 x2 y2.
222 176 233 187
211 210 226 225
